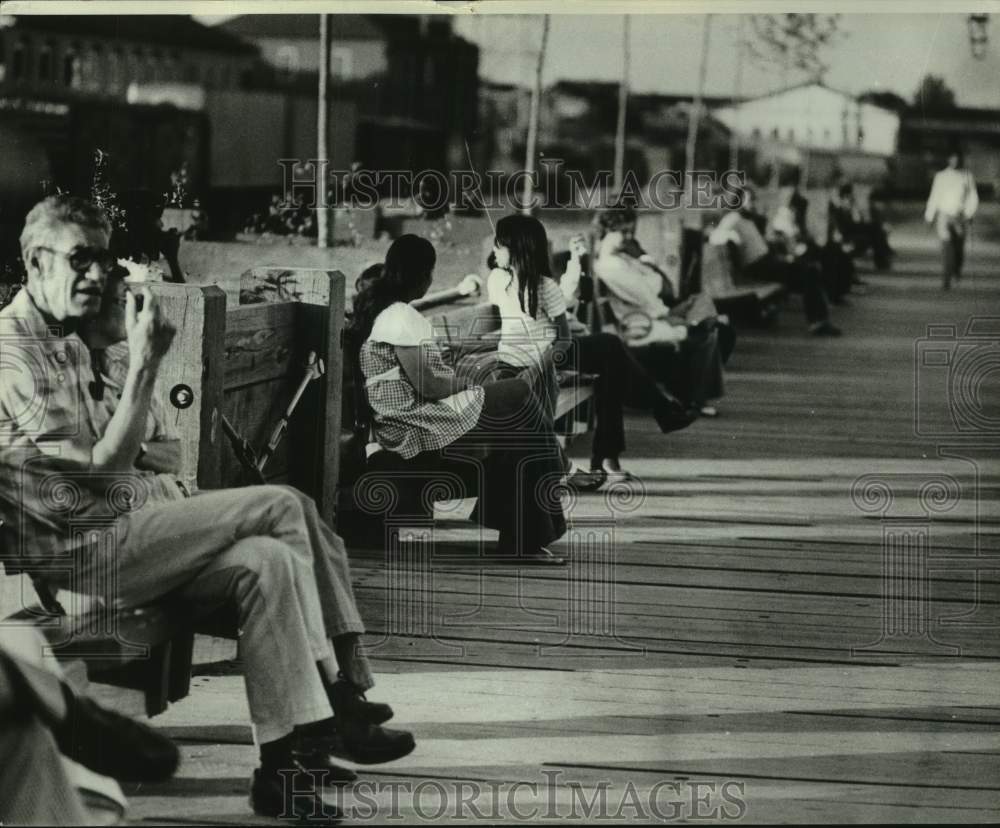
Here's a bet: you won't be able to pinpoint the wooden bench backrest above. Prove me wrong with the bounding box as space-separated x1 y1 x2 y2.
146 272 345 518
699 242 740 299
428 302 501 347
147 283 227 491
228 268 346 518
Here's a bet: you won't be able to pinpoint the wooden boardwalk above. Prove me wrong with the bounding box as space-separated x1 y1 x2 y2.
131 241 1000 824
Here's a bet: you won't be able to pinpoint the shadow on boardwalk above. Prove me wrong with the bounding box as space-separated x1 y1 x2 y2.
134 242 1000 824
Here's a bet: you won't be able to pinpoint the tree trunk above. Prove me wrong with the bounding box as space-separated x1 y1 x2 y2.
522 14 550 215
613 16 630 195
317 13 332 248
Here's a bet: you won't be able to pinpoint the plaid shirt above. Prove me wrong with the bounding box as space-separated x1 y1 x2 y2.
360 302 484 460
0 290 182 565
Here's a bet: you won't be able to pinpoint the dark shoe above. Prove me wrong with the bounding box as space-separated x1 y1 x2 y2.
653 394 697 434
250 767 343 824
324 720 416 766
564 466 607 492
290 734 359 786
328 677 394 726
53 695 180 783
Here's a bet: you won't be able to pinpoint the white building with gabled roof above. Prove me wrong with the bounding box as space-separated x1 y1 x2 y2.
713 81 901 157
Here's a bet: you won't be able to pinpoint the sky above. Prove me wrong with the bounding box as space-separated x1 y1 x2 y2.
198 12 1000 108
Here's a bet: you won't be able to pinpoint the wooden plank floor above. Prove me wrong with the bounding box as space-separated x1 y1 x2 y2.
130 240 1000 824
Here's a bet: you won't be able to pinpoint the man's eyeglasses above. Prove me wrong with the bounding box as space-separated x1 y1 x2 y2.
35 245 120 275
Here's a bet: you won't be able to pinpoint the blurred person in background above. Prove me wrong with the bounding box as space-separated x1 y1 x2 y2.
111 190 185 283
710 187 842 337
768 182 853 305
925 149 979 290
828 181 893 272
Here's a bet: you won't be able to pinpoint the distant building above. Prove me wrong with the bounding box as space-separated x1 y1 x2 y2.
897 107 1000 197
713 82 900 157
0 15 258 222
711 81 901 186
0 15 253 101
479 79 733 188
221 14 386 83
220 14 480 173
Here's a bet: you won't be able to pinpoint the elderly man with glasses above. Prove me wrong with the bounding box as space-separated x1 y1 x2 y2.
0 195 414 825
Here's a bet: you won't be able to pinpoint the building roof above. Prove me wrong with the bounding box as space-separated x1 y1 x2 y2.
902 106 1000 135
719 80 898 113
8 14 258 55
220 14 384 41
219 14 457 43
550 80 733 109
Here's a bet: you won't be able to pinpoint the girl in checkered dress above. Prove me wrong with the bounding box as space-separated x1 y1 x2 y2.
352 235 567 564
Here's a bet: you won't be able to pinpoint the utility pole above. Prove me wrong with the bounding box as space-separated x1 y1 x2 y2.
685 13 713 206
730 15 745 171
522 14 550 215
317 13 332 248
613 15 630 194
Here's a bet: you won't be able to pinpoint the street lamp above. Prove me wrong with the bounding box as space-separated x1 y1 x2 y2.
968 14 989 60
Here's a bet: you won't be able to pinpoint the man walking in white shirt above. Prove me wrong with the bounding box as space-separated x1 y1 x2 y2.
925 150 979 290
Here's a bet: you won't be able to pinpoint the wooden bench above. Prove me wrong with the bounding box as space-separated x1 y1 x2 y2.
428 301 597 430
0 271 347 716
336 298 598 538
0 536 195 717
699 240 785 324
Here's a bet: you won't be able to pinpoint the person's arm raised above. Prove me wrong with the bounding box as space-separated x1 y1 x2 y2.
90 288 176 472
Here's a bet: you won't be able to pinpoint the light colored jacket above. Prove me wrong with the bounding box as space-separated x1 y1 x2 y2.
925 167 979 239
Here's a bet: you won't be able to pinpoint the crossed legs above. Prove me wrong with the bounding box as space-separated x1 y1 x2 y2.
75 484 372 743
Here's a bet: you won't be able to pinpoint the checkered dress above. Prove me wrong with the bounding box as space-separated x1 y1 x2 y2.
360 303 485 460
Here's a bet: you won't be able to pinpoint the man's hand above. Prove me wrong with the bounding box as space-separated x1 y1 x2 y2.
569 235 587 261
125 287 176 371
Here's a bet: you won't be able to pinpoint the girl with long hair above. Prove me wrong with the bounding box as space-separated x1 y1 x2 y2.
488 215 692 486
351 234 566 564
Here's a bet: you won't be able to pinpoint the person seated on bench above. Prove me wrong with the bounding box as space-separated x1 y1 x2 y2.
0 625 179 825
352 234 567 564
0 195 415 825
767 181 853 306
486 214 693 486
828 180 893 271
589 207 731 415
710 186 842 337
